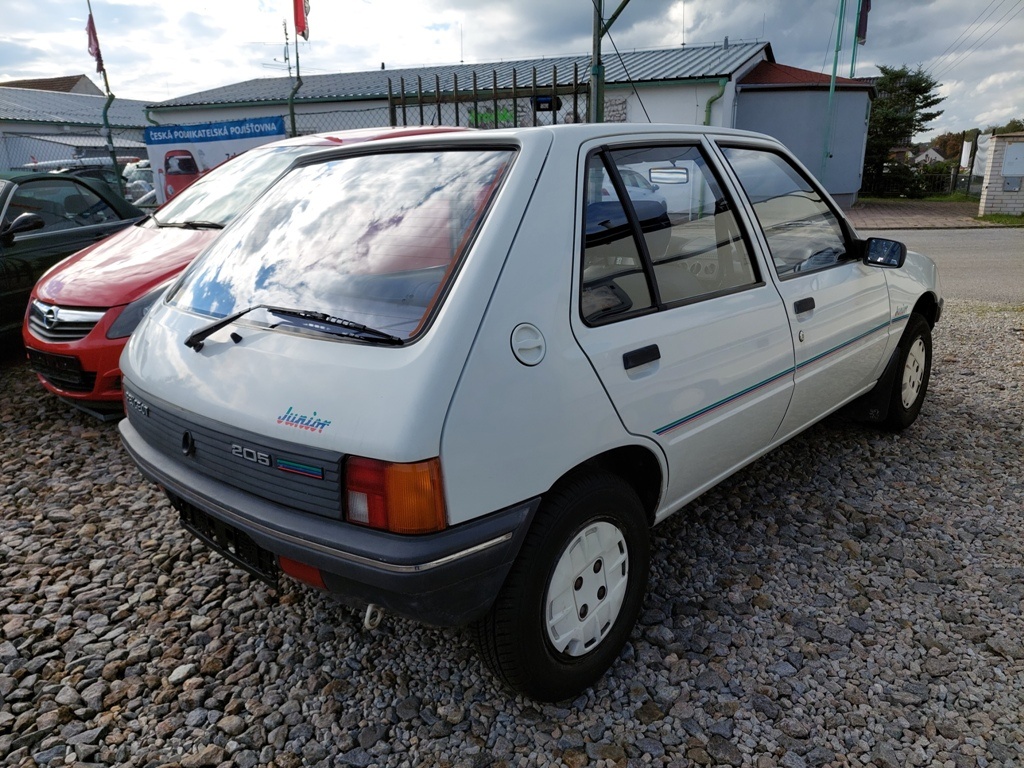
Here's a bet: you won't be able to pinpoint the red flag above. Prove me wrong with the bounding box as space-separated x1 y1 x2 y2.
855 0 871 45
86 12 104 73
294 0 310 41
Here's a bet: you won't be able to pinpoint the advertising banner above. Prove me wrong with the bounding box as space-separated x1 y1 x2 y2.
144 116 287 203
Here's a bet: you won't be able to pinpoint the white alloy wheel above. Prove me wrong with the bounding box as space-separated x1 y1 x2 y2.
545 521 629 657
901 337 928 409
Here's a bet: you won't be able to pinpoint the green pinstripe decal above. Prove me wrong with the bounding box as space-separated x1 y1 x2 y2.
654 317 903 436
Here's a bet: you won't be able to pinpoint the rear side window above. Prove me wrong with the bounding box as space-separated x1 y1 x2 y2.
721 146 848 276
581 144 759 324
170 148 513 341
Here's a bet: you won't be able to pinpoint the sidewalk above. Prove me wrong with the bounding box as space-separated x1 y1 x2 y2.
846 199 995 230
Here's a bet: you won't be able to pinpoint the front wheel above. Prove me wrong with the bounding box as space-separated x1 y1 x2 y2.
883 312 932 431
472 472 650 701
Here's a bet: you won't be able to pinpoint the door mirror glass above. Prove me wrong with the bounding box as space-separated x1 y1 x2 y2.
649 167 689 185
864 237 907 268
1 212 46 245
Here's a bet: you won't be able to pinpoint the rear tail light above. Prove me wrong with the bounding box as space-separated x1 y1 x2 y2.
345 457 447 534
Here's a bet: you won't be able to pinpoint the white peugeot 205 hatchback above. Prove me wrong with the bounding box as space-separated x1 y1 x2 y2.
119 123 941 701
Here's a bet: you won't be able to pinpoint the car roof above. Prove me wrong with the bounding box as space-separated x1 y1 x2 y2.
262 125 470 150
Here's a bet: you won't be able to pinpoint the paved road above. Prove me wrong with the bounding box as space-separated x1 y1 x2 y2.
864 227 1024 305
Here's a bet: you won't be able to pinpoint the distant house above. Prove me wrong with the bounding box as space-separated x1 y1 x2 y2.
912 147 945 165
0 74 104 96
0 85 149 171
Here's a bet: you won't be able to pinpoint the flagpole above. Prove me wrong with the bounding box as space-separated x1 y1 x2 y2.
86 0 124 197
849 0 864 77
821 0 847 178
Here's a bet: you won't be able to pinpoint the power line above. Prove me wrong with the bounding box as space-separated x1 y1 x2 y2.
932 0 1024 79
928 0 1007 74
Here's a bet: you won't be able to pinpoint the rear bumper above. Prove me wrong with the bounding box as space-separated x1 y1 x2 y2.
119 418 538 626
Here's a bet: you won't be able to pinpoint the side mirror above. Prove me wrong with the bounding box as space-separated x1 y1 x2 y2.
863 237 907 268
0 212 45 247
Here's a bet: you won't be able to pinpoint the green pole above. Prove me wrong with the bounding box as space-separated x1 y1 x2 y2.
849 0 863 77
590 0 604 123
87 0 125 198
822 0 847 177
288 25 303 136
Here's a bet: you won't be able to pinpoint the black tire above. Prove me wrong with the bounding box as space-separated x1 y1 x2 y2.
472 471 650 702
883 312 932 431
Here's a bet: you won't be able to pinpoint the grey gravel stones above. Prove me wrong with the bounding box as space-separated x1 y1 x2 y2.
2 298 1023 766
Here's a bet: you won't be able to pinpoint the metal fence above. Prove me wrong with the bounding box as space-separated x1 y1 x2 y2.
387 66 589 129
861 169 981 199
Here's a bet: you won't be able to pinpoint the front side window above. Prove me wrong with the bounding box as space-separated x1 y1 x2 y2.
170 148 513 341
581 144 759 324
8 179 119 233
722 146 848 276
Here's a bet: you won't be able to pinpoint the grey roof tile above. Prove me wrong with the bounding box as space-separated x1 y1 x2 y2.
153 43 770 108
0 87 149 127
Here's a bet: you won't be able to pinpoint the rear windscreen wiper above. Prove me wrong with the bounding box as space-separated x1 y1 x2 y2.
267 307 405 346
152 218 224 230
184 304 404 351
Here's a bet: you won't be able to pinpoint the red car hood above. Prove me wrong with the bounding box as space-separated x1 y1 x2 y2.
33 222 219 308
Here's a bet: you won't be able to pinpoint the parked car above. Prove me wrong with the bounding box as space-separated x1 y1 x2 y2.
118 124 942 701
160 149 203 201
122 161 154 202
22 127 467 418
0 172 143 338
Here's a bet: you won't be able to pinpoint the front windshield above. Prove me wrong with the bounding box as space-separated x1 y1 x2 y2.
169 147 514 340
153 145 318 227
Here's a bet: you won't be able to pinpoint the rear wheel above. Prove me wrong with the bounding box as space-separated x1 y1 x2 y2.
884 312 932 431
473 471 650 701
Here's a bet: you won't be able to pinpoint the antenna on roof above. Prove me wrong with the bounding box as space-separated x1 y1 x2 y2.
278 20 292 77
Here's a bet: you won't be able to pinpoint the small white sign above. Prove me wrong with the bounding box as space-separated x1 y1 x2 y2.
1002 142 1024 176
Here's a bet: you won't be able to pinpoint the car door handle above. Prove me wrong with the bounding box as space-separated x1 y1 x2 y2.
794 297 815 314
623 344 660 370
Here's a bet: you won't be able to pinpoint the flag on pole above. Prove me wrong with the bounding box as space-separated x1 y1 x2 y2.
855 0 871 45
294 0 310 40
86 12 105 73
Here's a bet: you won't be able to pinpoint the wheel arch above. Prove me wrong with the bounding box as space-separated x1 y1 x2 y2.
566 444 664 527
913 292 940 327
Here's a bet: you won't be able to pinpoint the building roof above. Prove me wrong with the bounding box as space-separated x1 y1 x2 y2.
738 61 873 91
152 42 773 109
0 75 102 95
0 87 150 128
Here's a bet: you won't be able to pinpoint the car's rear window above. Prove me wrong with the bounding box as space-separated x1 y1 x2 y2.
169 148 513 341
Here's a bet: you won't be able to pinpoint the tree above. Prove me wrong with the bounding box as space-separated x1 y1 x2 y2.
930 131 963 162
864 65 944 180
993 117 1024 135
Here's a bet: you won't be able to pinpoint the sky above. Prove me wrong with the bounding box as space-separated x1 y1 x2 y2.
1 0 1022 142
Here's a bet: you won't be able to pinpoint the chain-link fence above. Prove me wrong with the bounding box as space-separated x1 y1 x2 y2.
287 106 393 135
1 127 148 200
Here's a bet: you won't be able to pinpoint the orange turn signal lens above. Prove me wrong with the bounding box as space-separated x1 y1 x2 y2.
345 457 447 534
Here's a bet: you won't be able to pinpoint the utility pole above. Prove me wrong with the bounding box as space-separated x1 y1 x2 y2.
590 0 632 123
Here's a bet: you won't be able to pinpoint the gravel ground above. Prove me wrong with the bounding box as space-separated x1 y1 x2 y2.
1 299 1022 768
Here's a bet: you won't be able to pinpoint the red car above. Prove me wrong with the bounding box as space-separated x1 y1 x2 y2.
160 149 202 201
23 126 466 419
